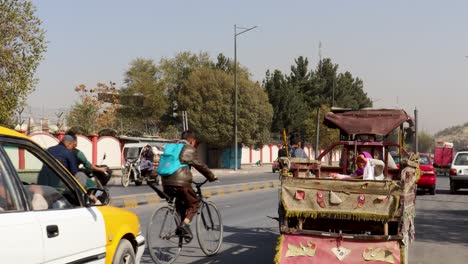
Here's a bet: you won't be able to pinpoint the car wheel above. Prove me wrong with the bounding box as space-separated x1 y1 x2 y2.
450 180 457 194
113 239 135 264
430 186 436 195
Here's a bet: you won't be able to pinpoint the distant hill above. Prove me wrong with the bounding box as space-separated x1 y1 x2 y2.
434 123 468 150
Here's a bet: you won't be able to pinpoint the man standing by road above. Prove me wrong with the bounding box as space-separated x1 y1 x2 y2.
290 137 308 158
160 130 217 241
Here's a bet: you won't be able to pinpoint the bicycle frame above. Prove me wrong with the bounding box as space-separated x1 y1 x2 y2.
194 179 216 229
147 179 222 264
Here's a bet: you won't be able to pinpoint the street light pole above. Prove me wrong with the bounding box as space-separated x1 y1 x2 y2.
234 24 257 171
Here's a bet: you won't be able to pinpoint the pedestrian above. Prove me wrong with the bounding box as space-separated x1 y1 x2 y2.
290 137 308 158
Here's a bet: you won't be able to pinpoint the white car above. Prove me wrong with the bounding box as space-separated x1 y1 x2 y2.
0 127 145 263
449 151 468 193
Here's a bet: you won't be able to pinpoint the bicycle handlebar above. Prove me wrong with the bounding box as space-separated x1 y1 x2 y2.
192 178 220 188
192 178 209 188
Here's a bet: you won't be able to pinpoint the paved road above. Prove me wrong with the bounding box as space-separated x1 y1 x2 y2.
129 175 468 264
107 166 276 197
409 175 468 263
130 188 279 264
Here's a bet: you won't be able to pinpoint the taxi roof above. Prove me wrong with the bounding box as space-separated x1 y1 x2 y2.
0 126 29 139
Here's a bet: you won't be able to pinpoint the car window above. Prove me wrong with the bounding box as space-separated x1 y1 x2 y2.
454 153 468 165
3 144 80 211
0 159 24 212
419 155 430 165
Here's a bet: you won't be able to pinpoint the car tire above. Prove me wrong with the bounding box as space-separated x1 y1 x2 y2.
430 186 436 195
113 239 135 264
450 180 457 194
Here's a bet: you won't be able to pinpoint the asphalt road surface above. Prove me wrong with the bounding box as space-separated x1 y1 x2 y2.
129 175 468 264
107 167 276 197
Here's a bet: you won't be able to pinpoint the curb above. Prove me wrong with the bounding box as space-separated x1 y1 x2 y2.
109 180 280 208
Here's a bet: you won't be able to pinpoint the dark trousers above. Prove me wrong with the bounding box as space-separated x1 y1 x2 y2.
163 186 200 222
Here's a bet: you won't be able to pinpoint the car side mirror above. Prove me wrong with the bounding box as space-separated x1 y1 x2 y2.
86 188 110 206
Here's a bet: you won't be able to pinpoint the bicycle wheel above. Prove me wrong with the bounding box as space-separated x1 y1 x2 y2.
196 201 223 256
122 169 131 187
147 206 182 264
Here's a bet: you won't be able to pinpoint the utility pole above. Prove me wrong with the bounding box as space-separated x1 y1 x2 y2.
233 24 257 171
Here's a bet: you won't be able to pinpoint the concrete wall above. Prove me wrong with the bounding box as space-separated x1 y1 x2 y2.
23 131 341 169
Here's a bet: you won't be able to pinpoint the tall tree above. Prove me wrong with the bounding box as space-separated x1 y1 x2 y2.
178 67 272 147
118 58 168 135
67 83 118 134
0 0 47 125
417 131 434 154
158 51 212 130
264 69 309 136
303 104 340 150
264 56 373 145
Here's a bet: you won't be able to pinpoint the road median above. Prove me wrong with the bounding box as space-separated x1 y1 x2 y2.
109 179 280 209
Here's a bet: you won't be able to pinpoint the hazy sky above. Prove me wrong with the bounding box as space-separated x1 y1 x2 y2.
27 0 468 135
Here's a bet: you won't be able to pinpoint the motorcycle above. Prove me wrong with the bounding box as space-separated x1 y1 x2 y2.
80 154 112 189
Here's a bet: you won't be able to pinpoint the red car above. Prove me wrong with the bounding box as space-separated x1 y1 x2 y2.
417 153 437 195
272 159 281 173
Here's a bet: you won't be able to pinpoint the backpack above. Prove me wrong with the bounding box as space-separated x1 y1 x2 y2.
157 143 188 177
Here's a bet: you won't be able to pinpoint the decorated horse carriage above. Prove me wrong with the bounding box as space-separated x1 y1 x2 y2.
275 109 419 264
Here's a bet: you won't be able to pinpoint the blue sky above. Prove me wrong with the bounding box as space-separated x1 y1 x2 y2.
28 0 468 134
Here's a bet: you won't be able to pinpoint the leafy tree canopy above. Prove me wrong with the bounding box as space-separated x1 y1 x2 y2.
178 66 272 148
264 56 372 145
118 58 168 135
0 0 47 125
66 83 118 135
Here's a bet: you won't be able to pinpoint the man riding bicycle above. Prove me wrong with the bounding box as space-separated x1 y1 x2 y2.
160 130 217 241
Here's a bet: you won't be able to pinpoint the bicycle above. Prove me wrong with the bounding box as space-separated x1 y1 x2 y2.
147 179 223 264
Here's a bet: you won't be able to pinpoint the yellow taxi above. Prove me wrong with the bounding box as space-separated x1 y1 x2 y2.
0 126 144 263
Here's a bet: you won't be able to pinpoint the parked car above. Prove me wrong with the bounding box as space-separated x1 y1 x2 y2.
449 151 468 193
272 158 280 173
0 126 145 263
417 153 437 195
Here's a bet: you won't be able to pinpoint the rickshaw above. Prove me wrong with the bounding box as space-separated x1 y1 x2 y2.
275 109 419 264
121 142 164 187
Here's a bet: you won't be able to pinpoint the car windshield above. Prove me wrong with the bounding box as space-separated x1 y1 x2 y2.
454 153 468 165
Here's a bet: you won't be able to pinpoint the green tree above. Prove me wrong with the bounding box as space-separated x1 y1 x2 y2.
158 51 213 129
303 104 339 150
178 67 272 147
67 83 118 134
0 0 47 125
418 131 434 154
264 56 373 145
118 58 168 135
264 69 309 136
334 72 372 109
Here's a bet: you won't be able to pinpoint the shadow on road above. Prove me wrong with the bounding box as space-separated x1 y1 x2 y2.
186 225 278 264
414 208 468 245
433 189 468 195
139 225 279 264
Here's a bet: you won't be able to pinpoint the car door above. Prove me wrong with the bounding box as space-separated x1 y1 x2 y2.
0 151 44 263
2 141 107 263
